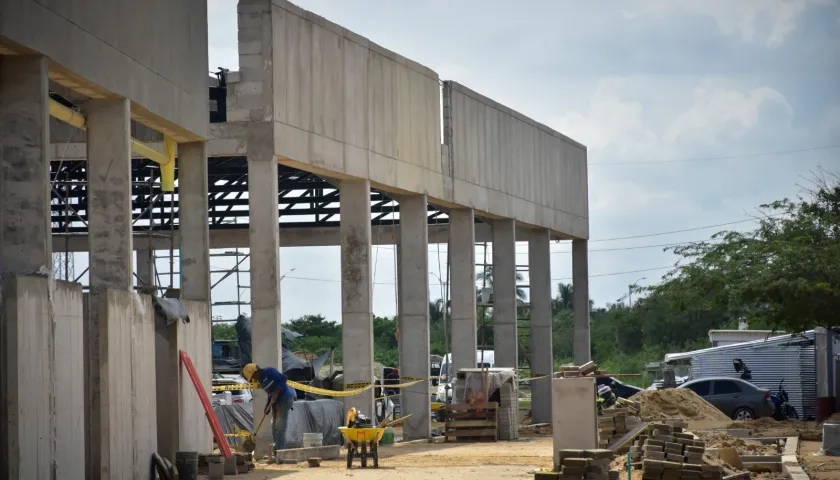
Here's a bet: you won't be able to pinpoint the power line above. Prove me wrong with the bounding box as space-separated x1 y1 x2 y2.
588 214 783 242
589 144 840 166
282 264 675 286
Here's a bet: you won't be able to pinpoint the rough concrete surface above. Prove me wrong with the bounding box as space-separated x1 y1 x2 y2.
156 299 213 461
552 377 598 468
87 289 157 479
0 0 209 139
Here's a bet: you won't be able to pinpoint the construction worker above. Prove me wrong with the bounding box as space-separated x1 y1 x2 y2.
242 363 296 450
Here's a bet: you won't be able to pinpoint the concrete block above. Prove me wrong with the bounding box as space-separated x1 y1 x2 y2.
275 445 340 463
86 289 157 479
552 378 598 469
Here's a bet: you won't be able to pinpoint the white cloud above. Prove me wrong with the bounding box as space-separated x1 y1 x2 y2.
664 85 793 144
638 0 821 48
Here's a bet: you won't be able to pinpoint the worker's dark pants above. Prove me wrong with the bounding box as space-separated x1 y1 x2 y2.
271 396 293 450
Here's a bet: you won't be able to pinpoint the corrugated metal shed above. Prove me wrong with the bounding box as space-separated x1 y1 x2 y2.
668 332 816 419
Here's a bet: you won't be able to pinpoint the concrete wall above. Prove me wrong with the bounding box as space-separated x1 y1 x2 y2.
86 289 157 479
53 279 86 480
443 82 589 239
1 275 85 479
233 0 442 192
156 299 212 460
0 0 209 140
551 377 598 469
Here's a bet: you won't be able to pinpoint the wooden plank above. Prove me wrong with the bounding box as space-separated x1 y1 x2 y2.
606 421 650 453
444 402 498 411
180 350 232 458
445 429 497 437
446 420 497 428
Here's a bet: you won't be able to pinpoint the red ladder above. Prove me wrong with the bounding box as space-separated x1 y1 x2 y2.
179 350 233 457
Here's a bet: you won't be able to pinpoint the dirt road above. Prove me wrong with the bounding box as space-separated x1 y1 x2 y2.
227 437 554 480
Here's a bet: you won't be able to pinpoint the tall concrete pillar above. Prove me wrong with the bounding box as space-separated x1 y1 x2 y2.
86 98 135 479
398 194 431 439
178 142 211 302
492 218 518 369
87 99 134 290
246 125 281 455
449 209 477 377
0 55 51 275
572 239 591 364
137 249 156 287
529 229 553 423
340 179 375 417
154 141 213 460
0 54 55 480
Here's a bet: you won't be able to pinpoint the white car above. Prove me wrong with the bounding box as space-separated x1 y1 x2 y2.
211 374 253 405
434 350 495 402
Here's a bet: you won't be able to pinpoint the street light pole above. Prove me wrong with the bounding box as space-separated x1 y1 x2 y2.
280 267 296 283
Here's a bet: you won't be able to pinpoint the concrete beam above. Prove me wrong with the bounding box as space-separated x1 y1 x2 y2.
398 195 431 440
528 228 553 424
572 239 591 365
340 179 375 418
449 208 477 377
50 223 498 252
492 218 518 369
137 249 156 286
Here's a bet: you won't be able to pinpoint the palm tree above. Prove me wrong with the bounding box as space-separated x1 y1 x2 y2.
475 266 527 303
429 299 447 324
553 283 574 312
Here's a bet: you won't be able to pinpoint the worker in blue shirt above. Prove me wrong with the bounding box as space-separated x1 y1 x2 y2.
242 363 296 450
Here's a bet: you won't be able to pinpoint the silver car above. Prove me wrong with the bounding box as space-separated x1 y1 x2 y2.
678 377 775 420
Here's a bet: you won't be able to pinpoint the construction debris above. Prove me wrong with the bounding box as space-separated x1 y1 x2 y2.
629 422 723 480
553 449 621 480
599 398 644 449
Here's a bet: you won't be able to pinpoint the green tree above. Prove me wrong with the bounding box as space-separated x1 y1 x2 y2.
658 173 839 333
476 266 527 302
212 322 237 340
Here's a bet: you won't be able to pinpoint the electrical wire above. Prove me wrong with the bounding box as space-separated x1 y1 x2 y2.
588 214 785 242
589 144 840 166
281 264 676 286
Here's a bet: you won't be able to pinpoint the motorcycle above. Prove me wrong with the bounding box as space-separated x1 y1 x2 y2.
771 379 799 420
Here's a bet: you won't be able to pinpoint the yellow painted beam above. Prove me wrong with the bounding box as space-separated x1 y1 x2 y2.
48 99 176 181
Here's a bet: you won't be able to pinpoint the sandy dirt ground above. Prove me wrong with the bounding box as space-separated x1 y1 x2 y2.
798 440 840 480
216 437 555 480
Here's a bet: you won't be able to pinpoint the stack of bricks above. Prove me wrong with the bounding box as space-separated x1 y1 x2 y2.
597 405 642 449
553 449 620 480
628 423 722 480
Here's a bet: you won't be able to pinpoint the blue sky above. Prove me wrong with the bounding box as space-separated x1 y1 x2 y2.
187 0 840 323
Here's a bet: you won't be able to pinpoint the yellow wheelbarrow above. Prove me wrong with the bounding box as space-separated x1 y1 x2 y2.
338 426 385 469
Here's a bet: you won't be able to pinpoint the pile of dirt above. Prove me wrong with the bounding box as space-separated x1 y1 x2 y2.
610 454 643 480
694 431 778 455
630 389 730 422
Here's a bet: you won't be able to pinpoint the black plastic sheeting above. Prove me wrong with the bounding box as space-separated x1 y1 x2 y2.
214 399 345 449
234 315 252 365
153 297 190 326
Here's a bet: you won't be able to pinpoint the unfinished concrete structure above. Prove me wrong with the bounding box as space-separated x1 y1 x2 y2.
1 1 212 478
21 0 590 457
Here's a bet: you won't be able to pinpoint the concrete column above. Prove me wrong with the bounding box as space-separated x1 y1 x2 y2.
85 98 135 479
492 218 518 369
0 55 51 275
178 141 211 302
398 194 431 440
87 99 134 290
340 179 375 417
529 229 553 424
246 124 281 455
137 249 156 287
449 209 477 376
0 54 54 480
572 239 591 365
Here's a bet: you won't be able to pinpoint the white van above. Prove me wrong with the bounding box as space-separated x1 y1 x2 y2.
434 350 495 402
